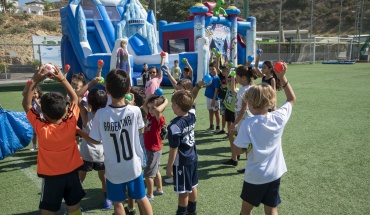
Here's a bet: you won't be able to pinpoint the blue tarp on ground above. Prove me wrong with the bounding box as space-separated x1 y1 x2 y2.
0 108 33 160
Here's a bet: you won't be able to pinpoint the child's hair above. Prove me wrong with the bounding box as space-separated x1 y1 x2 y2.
130 86 146 107
243 83 276 109
171 90 194 113
87 88 107 113
40 92 67 120
140 107 147 119
235 66 258 85
143 63 147 66
147 96 166 108
148 66 159 74
174 60 179 64
184 67 190 72
71 73 87 86
35 85 44 98
106 69 130 99
177 78 193 91
209 62 215 67
262 60 282 91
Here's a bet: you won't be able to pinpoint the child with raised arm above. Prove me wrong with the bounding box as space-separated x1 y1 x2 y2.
171 60 182 82
142 95 168 201
182 58 193 81
166 90 198 215
22 65 85 215
85 69 153 215
234 63 295 215
145 55 164 96
30 85 43 151
77 83 113 210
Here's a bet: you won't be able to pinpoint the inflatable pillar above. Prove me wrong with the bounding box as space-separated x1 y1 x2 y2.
196 37 210 83
190 3 209 51
226 6 240 67
246 17 256 60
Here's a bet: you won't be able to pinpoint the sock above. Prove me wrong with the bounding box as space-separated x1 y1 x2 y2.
187 201 197 213
68 208 82 215
176 205 187 215
103 192 107 199
210 124 214 129
216 126 220 130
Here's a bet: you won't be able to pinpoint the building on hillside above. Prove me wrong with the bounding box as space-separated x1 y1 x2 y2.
17 0 44 15
44 9 60 18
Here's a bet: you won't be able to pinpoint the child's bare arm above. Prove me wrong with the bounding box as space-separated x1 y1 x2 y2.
158 55 164 80
76 128 101 144
186 60 193 78
166 147 178 177
215 55 221 75
155 98 168 113
234 145 247 155
34 99 42 110
78 97 88 127
164 66 178 88
276 64 296 107
75 77 101 97
53 66 78 104
192 79 205 99
230 76 237 94
22 67 45 112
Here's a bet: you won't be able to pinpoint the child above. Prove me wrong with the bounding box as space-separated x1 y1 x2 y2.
141 63 149 87
171 60 182 82
142 95 168 201
204 62 221 133
223 66 257 168
215 61 230 135
30 85 43 151
233 63 295 215
22 65 85 215
166 90 198 215
223 74 237 140
85 69 153 215
77 85 112 210
145 56 164 96
182 58 193 80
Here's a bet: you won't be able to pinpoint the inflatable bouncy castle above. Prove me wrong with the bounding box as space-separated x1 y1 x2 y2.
60 0 259 85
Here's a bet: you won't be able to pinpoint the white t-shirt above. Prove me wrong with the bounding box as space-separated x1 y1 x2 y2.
89 104 145 184
235 85 250 112
80 112 104 163
234 102 292 184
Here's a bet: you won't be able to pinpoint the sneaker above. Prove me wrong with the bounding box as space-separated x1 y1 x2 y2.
237 168 245 174
187 211 197 215
124 206 136 215
146 194 154 201
222 159 237 166
153 190 164 196
206 126 214 132
29 148 35 151
215 129 225 134
214 128 221 133
164 177 173 184
103 199 113 210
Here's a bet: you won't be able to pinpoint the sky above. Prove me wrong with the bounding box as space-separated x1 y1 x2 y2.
18 0 60 6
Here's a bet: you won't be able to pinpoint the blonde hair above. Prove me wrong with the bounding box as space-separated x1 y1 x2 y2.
171 90 194 113
244 83 276 109
120 39 128 47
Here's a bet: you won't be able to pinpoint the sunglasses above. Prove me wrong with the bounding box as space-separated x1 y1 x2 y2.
149 72 156 74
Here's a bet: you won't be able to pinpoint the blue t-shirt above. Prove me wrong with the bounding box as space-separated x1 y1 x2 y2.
167 113 197 166
204 75 220 100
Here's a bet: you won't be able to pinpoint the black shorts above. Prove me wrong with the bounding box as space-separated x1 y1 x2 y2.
80 160 105 172
225 108 235 123
240 178 281 207
39 171 86 212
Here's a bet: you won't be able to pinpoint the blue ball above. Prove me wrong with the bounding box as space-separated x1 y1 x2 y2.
203 74 212 84
248 55 254 62
161 65 167 71
155 88 163 96
257 49 262 54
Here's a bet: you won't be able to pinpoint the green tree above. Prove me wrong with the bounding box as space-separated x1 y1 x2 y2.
42 0 55 11
1 0 16 13
157 0 195 23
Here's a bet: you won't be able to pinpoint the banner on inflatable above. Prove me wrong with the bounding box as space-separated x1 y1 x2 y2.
0 108 33 160
32 36 62 68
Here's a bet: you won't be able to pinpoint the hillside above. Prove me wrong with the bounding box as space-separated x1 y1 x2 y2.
0 0 369 65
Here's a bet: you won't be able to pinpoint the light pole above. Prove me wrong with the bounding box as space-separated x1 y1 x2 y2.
338 0 343 55
310 0 314 63
278 0 282 61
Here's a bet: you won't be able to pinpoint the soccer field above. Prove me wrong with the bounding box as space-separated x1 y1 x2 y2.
1 63 370 214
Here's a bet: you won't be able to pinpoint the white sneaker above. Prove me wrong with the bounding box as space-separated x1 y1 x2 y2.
214 128 220 133
164 177 173 184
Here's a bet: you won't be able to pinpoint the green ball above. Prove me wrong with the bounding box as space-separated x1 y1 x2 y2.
212 48 216 52
216 52 221 57
99 77 105 84
230 71 236 77
228 62 233 67
125 94 132 101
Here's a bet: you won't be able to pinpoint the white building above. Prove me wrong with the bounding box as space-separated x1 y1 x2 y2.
17 0 44 15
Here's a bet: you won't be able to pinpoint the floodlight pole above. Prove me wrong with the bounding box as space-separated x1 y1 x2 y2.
338 0 343 56
2 32 7 80
278 0 282 61
310 0 314 63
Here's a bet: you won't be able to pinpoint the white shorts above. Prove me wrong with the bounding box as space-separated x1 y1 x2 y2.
206 98 220 111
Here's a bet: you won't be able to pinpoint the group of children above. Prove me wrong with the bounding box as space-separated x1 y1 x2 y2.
23 49 296 215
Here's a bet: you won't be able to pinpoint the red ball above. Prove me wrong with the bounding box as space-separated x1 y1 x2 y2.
160 52 166 57
64 64 70 70
98 59 104 66
47 73 52 77
27 80 31 85
274 61 284 73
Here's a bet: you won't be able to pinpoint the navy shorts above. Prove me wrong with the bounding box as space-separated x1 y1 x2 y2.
80 160 105 172
106 174 146 202
173 162 198 194
39 171 85 212
240 178 281 207
225 108 235 123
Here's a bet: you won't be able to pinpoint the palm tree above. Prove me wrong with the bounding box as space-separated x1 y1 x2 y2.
1 0 16 13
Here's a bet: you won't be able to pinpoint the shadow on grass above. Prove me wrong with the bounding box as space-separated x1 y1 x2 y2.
0 83 65 93
0 149 37 172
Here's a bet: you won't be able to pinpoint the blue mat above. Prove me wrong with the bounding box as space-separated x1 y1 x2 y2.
0 108 33 160
322 61 356 65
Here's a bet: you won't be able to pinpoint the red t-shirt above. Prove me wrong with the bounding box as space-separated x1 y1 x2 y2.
143 113 165 151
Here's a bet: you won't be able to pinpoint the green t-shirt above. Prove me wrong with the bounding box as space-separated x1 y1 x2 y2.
223 85 237 112
171 66 182 80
